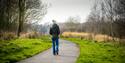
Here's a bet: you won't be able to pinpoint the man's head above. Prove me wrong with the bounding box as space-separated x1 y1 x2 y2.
52 20 56 24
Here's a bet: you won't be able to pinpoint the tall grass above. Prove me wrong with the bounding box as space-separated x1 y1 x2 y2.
62 32 119 42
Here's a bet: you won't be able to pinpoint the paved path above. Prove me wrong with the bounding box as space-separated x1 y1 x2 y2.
16 39 79 63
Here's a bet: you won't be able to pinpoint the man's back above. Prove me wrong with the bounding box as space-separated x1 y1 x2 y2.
50 23 60 38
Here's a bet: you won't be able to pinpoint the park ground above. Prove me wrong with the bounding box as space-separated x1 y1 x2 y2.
0 35 125 63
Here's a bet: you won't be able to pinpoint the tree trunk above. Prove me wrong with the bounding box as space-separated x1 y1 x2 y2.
17 0 25 37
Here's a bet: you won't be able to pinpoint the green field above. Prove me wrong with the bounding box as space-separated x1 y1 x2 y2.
0 36 52 63
63 38 125 63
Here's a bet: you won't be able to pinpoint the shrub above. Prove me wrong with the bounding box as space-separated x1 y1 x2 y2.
20 32 41 39
0 32 17 40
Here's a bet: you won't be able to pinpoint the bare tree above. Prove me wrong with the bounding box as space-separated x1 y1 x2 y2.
84 0 125 41
65 16 81 32
0 0 48 37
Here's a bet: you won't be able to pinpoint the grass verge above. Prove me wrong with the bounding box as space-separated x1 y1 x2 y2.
63 38 125 63
0 36 52 63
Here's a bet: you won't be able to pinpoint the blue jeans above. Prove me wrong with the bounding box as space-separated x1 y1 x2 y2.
52 37 59 54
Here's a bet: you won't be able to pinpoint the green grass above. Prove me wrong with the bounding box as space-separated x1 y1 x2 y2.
63 38 125 63
0 36 52 63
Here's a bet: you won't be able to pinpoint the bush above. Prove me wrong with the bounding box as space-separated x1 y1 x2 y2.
0 32 17 40
20 32 41 39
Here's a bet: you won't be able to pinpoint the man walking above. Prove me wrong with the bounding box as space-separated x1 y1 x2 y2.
49 20 60 55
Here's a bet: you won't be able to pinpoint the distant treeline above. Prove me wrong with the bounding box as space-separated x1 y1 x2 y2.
60 0 125 41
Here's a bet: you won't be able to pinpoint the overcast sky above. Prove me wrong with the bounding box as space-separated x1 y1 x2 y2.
40 0 94 24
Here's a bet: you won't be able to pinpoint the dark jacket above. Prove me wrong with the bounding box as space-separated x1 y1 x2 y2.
49 23 60 38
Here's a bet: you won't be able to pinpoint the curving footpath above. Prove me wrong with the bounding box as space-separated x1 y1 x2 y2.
16 39 79 63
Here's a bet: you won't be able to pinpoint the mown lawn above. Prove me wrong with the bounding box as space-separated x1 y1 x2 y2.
63 38 125 63
0 36 52 63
